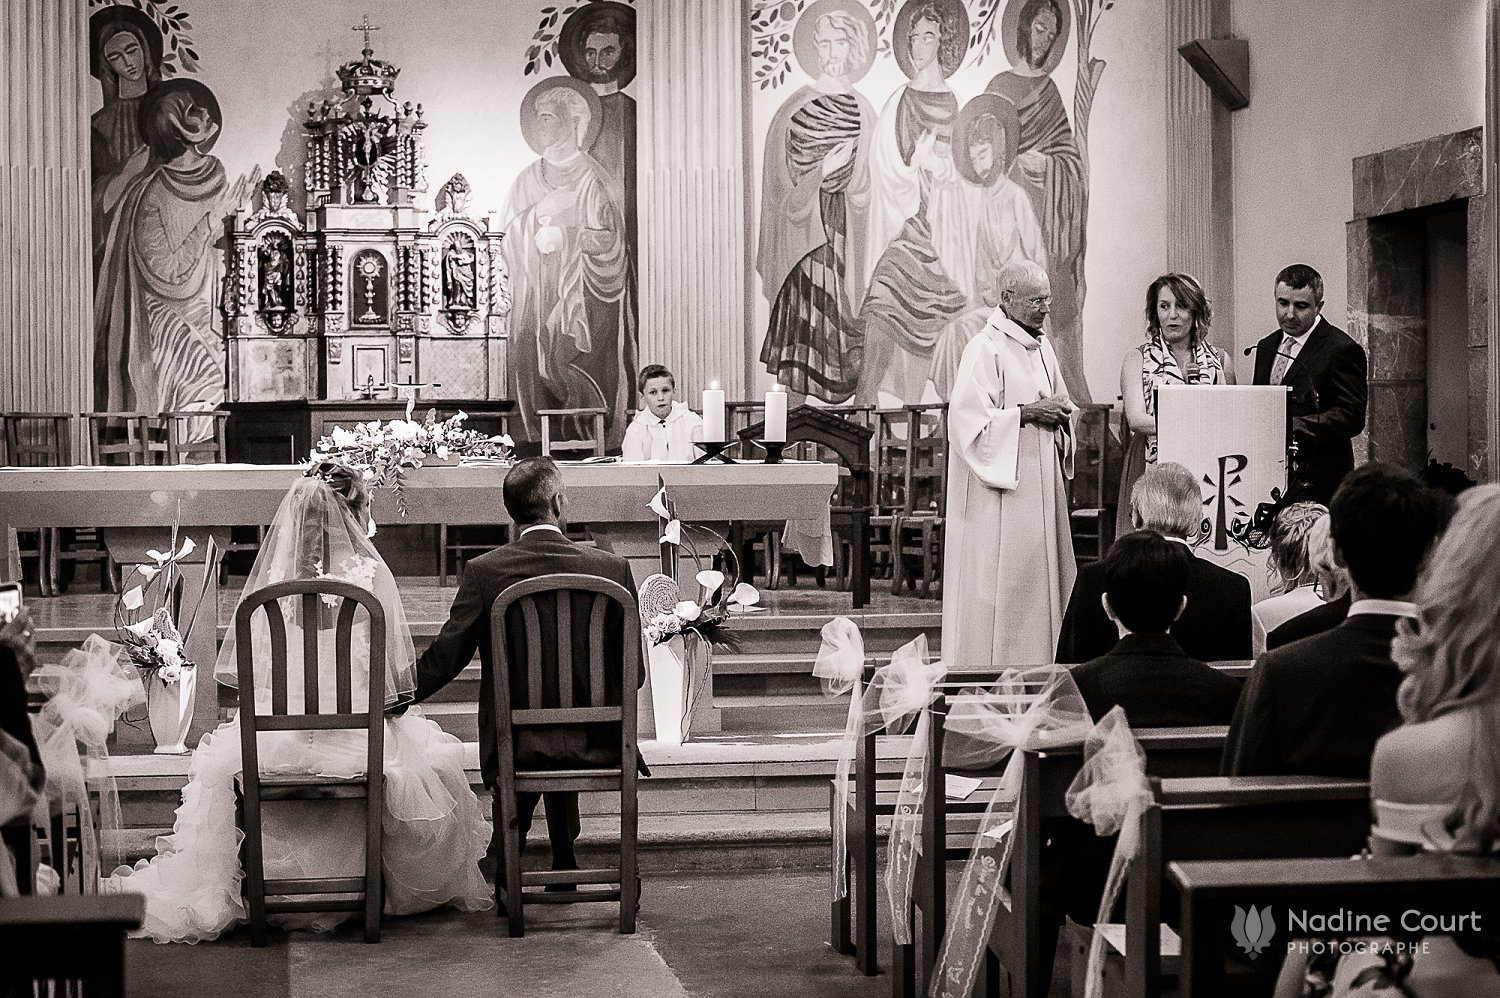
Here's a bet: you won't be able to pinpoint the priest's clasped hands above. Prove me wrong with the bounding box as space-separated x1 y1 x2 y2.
1020 392 1076 430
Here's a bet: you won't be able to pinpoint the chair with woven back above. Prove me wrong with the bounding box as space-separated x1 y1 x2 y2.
233 578 386 945
539 408 607 459
891 403 949 597
490 572 640 937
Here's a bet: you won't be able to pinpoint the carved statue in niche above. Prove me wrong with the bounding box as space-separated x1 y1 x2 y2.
442 231 477 318
352 248 388 325
258 230 295 327
440 172 472 218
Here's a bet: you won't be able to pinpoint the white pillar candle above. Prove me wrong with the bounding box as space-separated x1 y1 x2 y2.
702 386 726 442
765 387 788 442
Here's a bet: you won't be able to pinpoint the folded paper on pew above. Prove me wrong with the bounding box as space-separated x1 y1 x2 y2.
1065 707 1152 998
31 635 146 883
929 666 1093 998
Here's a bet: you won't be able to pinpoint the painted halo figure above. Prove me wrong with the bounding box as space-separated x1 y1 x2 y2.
985 0 1091 401
89 7 164 279
501 77 635 449
756 0 878 403
94 78 229 420
858 0 973 405
559 2 637 249
929 92 1049 400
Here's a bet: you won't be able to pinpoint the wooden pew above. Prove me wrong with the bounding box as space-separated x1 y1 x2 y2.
1100 776 1372 998
1171 854 1500 998
0 893 144 997
895 692 1229 998
830 667 1009 975
985 727 1229 998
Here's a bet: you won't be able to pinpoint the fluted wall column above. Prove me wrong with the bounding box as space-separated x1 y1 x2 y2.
1166 0 1234 338
638 0 748 398
1 0 90 420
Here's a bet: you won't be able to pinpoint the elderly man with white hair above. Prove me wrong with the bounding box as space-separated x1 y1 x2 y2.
942 259 1076 669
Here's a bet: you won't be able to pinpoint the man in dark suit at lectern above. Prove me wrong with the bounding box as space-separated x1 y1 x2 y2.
1253 264 1368 505
411 456 639 906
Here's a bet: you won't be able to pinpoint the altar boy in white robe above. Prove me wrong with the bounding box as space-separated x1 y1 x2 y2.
621 365 704 462
943 260 1077 669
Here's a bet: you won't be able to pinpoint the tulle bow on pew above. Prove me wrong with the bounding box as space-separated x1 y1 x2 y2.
929 666 1094 997
1065 707 1152 998
814 617 944 904
31 634 146 883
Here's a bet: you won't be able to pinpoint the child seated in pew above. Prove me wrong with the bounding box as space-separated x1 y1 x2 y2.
620 364 703 462
1273 484 1500 996
1070 530 1242 726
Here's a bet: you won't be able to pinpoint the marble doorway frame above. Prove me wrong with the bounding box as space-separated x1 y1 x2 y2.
1346 128 1487 480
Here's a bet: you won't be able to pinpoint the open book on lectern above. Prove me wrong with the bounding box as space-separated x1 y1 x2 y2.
1156 385 1291 602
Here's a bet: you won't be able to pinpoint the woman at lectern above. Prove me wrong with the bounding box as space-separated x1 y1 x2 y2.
1115 272 1235 537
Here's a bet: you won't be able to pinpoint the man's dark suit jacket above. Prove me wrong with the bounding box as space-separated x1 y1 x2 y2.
1265 592 1351 650
1221 612 1406 778
1055 551 1252 664
1253 318 1368 506
1071 633 1242 726
412 528 640 787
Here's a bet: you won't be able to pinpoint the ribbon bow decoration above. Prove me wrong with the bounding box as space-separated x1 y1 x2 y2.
928 666 1095 997
32 635 146 882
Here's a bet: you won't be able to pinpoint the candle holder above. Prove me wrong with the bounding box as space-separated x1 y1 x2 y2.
748 439 785 465
691 440 737 465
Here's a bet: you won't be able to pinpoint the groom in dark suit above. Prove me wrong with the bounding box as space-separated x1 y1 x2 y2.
410 457 638 901
1253 264 1368 505
1222 463 1447 778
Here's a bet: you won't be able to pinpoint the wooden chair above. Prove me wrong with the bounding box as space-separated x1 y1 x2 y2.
1097 775 1372 998
86 412 161 467
233 579 387 946
161 409 229 464
439 414 512 586
1069 403 1118 564
1171 854 1500 998
889 404 948 598
4 413 99 596
490 573 640 937
0 893 145 998
539 408 607 458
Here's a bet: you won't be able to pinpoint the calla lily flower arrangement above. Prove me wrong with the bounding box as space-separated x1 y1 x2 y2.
643 484 760 651
306 398 515 517
114 521 222 687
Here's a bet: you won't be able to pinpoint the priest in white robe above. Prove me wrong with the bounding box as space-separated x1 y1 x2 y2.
942 260 1076 669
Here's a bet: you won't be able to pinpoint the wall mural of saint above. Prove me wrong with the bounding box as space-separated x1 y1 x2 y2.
90 6 164 280
93 77 229 415
986 0 1089 401
750 0 1106 406
756 0 877 404
502 77 635 448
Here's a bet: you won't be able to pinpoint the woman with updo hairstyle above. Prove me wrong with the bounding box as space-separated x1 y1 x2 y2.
1115 272 1235 537
1250 501 1329 654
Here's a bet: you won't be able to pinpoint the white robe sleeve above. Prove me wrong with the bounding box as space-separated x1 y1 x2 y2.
621 413 650 462
949 337 1022 491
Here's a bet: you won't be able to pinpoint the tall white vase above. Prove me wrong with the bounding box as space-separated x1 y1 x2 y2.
146 667 196 754
648 631 711 746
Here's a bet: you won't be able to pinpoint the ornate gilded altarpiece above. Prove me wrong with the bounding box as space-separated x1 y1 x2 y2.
224 23 510 402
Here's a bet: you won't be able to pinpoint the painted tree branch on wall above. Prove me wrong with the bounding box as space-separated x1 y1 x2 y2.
1067 0 1116 327
525 0 636 76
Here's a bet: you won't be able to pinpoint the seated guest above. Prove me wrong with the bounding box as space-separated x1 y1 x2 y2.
1071 531 1242 725
1223 463 1446 778
620 364 704 462
1251 501 1329 654
412 457 642 911
1057 462 1251 664
1272 485 1500 996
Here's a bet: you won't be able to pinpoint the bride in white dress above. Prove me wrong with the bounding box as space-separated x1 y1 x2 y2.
106 470 492 942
